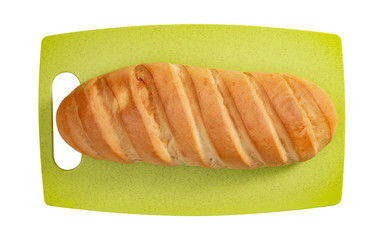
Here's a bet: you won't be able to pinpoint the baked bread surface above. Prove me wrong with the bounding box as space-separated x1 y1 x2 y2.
56 63 337 169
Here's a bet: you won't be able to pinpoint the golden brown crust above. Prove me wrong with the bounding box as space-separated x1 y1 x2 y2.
142 63 209 167
73 79 126 163
282 74 331 151
296 76 338 141
101 70 141 163
56 63 338 169
118 66 173 166
246 73 299 164
252 72 318 161
56 93 103 160
216 69 290 167
185 66 254 169
213 69 266 168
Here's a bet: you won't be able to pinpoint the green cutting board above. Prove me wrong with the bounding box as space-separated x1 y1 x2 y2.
39 24 345 215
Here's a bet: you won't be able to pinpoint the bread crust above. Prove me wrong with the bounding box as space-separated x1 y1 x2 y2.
119 66 174 165
56 93 103 160
282 74 331 151
73 80 126 163
252 72 318 161
296 75 338 141
186 66 257 169
217 69 288 166
142 63 210 167
56 63 338 169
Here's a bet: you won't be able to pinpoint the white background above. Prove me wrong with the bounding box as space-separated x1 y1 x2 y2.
1 0 383 239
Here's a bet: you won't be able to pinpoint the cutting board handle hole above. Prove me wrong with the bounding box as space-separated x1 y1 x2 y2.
52 72 81 170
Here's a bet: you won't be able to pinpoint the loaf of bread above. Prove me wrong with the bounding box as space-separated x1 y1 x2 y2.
56 63 337 169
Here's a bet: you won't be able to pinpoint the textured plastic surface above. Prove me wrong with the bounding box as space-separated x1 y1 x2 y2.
39 24 345 215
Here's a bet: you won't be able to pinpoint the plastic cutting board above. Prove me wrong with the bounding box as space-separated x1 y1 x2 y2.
39 24 345 215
